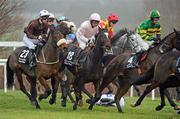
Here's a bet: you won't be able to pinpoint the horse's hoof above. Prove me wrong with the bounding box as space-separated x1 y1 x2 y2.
118 110 124 113
36 105 41 109
49 98 56 105
73 103 77 110
155 105 164 111
61 102 66 107
178 111 180 114
86 99 92 104
38 96 43 101
174 106 180 110
31 100 41 109
88 105 93 110
130 103 138 108
78 100 83 107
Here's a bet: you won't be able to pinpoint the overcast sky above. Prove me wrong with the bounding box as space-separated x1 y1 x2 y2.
19 0 180 35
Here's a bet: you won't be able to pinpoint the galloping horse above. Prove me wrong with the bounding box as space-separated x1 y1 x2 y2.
63 29 111 110
88 29 180 112
132 29 180 114
59 28 131 107
6 22 71 109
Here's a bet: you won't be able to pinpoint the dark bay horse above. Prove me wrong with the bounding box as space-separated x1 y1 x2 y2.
132 30 180 113
88 29 180 112
59 28 129 107
6 22 70 109
64 29 111 110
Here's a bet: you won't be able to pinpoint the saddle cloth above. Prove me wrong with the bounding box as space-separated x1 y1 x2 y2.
18 47 31 64
64 44 87 66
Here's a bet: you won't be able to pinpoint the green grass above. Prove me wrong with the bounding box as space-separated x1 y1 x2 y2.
0 90 179 119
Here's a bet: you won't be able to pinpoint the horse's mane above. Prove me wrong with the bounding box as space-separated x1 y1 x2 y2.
111 28 128 46
151 31 175 49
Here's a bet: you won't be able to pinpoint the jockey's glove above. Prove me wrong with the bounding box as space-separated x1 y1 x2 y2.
38 35 43 40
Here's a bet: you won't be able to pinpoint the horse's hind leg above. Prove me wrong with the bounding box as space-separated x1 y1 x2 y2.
155 87 166 111
38 77 51 101
164 89 180 110
115 79 131 113
16 72 31 100
132 82 159 107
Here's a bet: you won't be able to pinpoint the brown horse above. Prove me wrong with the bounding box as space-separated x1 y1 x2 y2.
88 29 180 112
131 30 180 114
6 22 70 109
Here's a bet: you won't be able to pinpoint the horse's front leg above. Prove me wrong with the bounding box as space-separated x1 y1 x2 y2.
49 72 62 104
38 76 51 101
73 78 83 110
30 76 40 109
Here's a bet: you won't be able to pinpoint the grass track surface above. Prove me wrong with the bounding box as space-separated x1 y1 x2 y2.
0 90 179 119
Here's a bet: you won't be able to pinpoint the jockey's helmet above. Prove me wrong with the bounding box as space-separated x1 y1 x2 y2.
49 13 55 19
150 10 160 18
39 9 50 17
58 16 68 21
108 13 119 23
89 13 101 21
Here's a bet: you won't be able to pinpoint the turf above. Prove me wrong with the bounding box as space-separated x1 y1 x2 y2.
0 90 179 119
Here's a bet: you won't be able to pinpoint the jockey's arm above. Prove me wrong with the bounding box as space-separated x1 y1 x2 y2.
76 28 89 43
24 23 38 39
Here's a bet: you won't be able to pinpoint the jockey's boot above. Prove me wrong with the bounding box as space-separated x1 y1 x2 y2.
29 49 37 68
126 50 146 69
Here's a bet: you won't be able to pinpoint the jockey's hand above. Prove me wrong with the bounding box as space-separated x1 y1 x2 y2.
38 35 43 40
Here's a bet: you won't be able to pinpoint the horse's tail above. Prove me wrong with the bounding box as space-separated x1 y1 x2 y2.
133 65 155 85
6 55 14 88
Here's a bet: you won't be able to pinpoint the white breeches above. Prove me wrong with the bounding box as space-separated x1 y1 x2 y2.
23 34 39 50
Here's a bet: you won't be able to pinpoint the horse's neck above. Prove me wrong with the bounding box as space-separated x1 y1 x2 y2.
89 45 104 67
40 39 59 62
142 44 165 69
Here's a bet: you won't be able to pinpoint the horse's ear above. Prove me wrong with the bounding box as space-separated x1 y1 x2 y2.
174 28 178 34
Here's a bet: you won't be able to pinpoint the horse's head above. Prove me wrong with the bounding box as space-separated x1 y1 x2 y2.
119 30 140 52
55 21 72 36
159 28 180 53
95 29 111 50
49 30 64 47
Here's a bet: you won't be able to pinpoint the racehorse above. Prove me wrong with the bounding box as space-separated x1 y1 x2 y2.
88 29 180 112
59 28 128 107
131 29 180 114
6 21 71 109
63 29 111 110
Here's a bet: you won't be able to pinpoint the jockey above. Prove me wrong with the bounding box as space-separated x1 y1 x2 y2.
23 9 50 68
76 13 101 49
48 13 56 31
56 16 69 23
57 38 68 51
127 9 161 68
98 13 119 40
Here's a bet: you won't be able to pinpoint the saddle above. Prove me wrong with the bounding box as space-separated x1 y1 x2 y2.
64 44 87 66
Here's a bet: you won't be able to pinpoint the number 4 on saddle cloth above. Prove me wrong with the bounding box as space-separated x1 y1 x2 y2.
64 44 87 67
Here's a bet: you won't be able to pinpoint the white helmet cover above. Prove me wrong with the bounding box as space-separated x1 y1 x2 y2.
39 9 50 17
89 13 101 21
